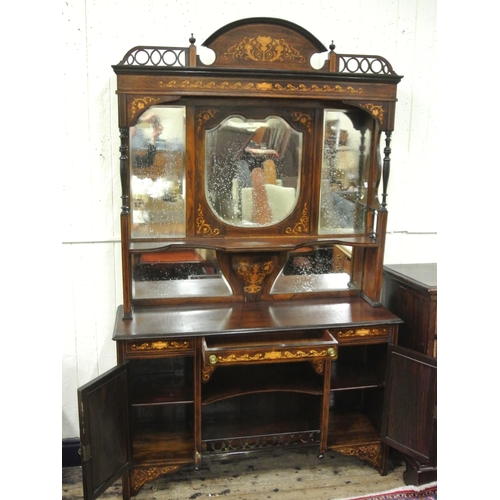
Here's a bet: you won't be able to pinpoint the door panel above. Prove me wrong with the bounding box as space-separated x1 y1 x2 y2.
381 345 436 465
78 363 130 500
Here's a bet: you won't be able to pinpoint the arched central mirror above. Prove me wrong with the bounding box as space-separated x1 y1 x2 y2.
205 115 302 227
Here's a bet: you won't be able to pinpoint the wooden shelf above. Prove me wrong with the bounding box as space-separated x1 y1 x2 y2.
330 360 384 391
130 385 193 406
129 235 381 253
327 411 380 449
202 363 323 404
132 422 194 465
202 416 320 442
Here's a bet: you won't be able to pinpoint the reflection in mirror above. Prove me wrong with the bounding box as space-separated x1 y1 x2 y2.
130 106 186 238
319 110 372 234
132 248 232 299
271 245 353 294
205 115 302 227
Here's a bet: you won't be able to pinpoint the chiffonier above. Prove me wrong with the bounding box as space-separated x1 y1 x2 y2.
77 18 407 500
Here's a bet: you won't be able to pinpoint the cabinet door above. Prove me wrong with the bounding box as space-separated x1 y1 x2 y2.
78 363 131 500
381 345 436 466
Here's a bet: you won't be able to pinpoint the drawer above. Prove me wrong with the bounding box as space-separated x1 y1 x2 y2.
329 326 392 344
201 329 338 367
122 338 194 358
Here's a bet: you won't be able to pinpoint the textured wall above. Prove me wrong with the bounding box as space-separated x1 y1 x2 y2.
62 0 437 438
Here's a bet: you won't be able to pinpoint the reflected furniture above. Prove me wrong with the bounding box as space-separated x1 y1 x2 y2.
381 264 437 485
77 18 406 500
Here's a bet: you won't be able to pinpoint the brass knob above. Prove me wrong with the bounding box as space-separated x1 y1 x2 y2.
327 347 336 357
209 354 218 364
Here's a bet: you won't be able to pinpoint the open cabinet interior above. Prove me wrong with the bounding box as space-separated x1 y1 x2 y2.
77 17 408 500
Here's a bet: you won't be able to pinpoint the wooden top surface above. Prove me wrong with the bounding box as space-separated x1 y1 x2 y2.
383 263 437 292
113 297 402 340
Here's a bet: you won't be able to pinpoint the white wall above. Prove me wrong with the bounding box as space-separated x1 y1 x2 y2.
61 0 437 439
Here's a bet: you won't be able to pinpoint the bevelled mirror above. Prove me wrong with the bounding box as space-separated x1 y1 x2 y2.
271 245 354 294
130 106 186 238
205 115 302 227
319 109 372 234
132 248 232 300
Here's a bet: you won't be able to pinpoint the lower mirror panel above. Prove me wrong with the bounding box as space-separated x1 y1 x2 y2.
132 248 232 299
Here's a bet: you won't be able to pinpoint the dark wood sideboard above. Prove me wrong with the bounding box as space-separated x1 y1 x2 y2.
381 263 437 486
75 18 414 500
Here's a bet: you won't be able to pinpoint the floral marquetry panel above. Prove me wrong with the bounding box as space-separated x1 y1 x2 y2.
202 18 328 71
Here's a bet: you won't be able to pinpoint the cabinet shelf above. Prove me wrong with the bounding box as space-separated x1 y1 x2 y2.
130 386 193 406
330 360 384 391
327 411 380 449
202 391 320 450
132 422 194 465
129 235 380 253
202 363 323 404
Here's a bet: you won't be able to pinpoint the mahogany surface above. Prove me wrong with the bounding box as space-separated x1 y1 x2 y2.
113 297 402 340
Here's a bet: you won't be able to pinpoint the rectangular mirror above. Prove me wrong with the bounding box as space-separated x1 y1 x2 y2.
132 249 232 300
271 245 354 294
130 106 186 238
319 110 372 235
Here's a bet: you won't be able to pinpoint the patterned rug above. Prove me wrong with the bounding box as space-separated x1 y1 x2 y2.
338 482 437 500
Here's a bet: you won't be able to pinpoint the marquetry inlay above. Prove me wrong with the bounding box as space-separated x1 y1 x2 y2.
361 103 385 124
222 36 306 64
133 466 180 493
236 260 274 294
202 364 217 382
129 97 162 119
196 204 220 235
209 348 335 365
335 444 381 468
291 111 312 132
157 79 363 96
311 359 325 374
286 204 308 234
335 327 388 338
197 109 219 132
130 340 191 351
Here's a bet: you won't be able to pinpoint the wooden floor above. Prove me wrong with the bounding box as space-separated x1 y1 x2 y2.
62 447 409 500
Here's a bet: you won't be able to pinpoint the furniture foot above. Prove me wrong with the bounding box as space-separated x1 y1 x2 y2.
402 455 437 486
